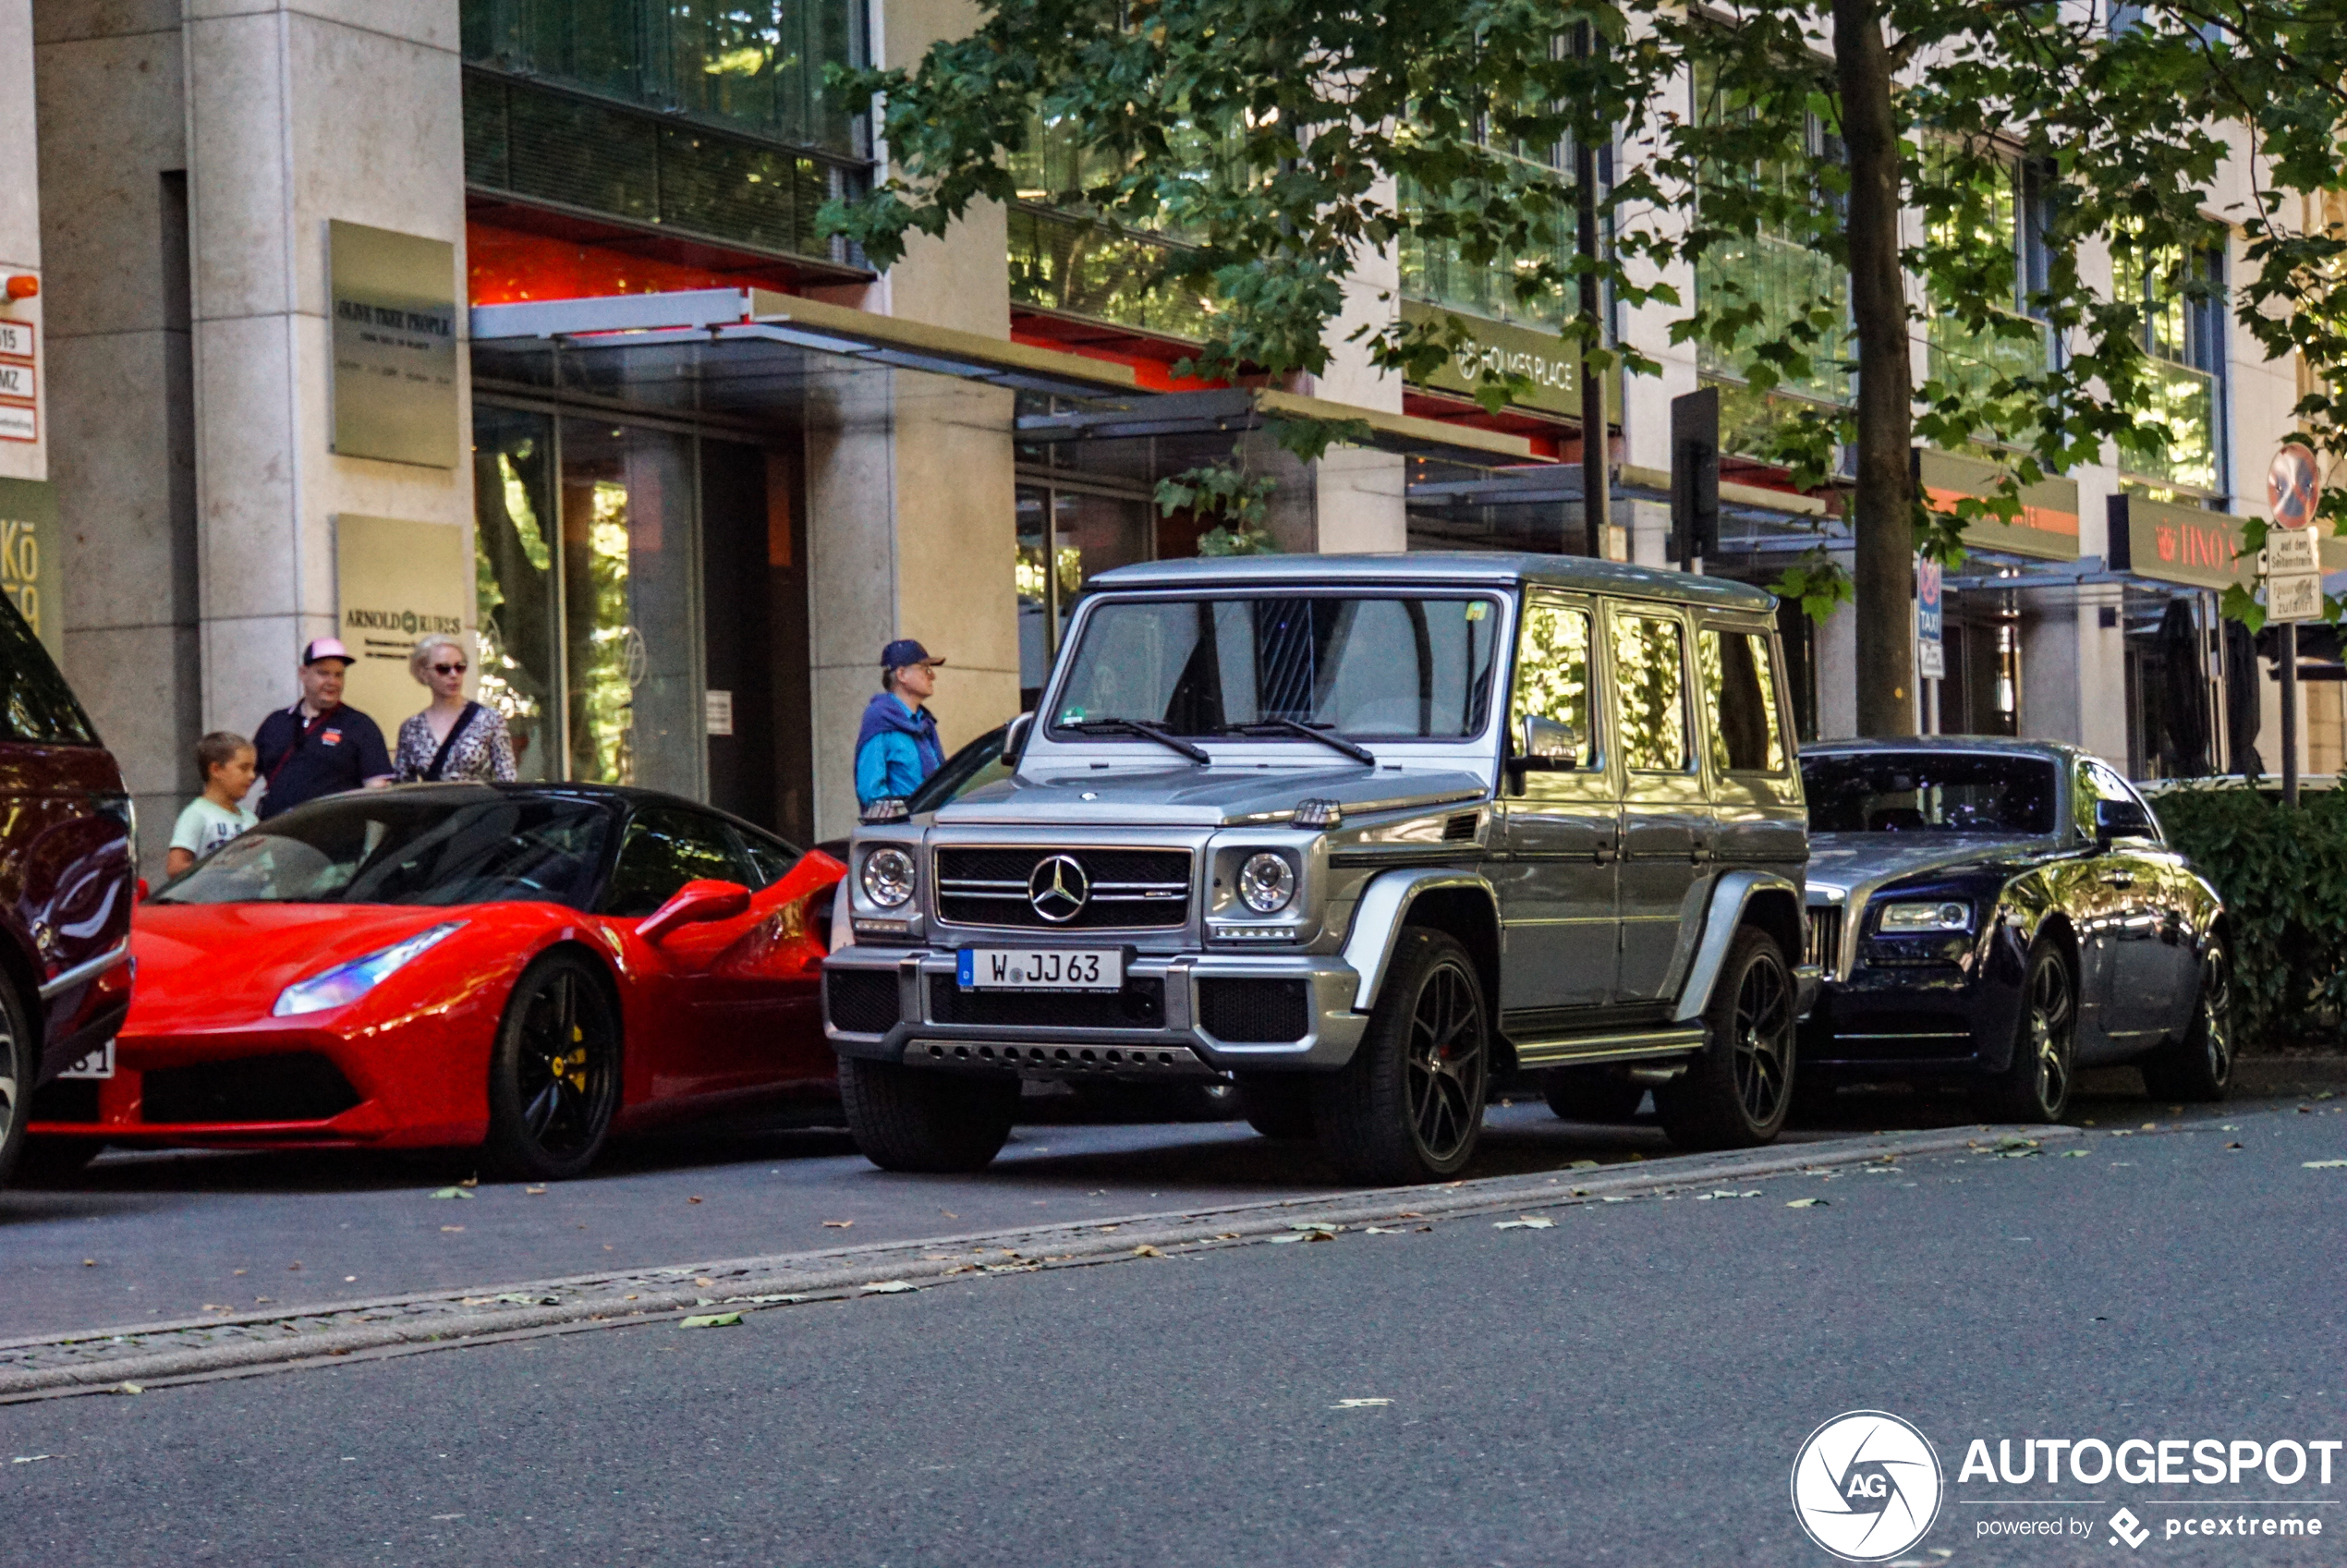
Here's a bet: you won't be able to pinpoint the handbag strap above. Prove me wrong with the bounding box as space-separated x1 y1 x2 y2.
266 706 334 788
423 702 480 783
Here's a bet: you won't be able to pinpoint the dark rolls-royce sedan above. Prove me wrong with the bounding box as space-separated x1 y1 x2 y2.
1798 738 2229 1123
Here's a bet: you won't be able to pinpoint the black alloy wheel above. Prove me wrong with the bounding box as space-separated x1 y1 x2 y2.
1314 926 1490 1183
2141 936 2234 1102
1655 926 1797 1149
485 951 622 1180
1976 939 2075 1124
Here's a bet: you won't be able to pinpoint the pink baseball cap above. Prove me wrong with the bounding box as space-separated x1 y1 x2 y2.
303 637 354 666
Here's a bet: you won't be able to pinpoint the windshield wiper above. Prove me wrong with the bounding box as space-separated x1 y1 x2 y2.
1066 717 1211 764
1225 719 1376 766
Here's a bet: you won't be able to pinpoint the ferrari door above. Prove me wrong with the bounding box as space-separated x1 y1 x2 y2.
605 805 833 1100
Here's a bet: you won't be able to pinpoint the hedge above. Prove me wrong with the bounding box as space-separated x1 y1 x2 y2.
2150 784 2347 1050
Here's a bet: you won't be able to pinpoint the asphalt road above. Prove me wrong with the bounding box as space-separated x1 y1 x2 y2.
0 1074 2243 1339
7 1089 2346 1565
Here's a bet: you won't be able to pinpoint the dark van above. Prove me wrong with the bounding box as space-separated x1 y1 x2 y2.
0 599 135 1186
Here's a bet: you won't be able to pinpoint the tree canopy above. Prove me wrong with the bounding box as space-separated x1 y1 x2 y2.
824 0 2347 733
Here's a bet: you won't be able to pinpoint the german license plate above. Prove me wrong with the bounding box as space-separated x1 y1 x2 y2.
957 948 1123 991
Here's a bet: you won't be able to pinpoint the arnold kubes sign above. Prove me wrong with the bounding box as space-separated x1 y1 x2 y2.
334 515 470 726
329 220 458 468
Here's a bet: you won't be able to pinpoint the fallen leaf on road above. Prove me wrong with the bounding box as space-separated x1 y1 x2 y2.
940 1209 959 1219
116 1383 141 1396
1494 1217 1555 1230
11 1455 54 1465
1395 1211 1424 1219
343 1275 357 1282
679 1313 741 1330
1269 1234 1305 1244
2141 1123 2157 1130
1289 1222 1339 1234
1364 1226 1404 1234
1214 1232 1240 1240
687 1196 704 1205
1566 1160 1599 1170
2226 1142 2244 1150
1332 1398 1392 1408
525 1187 546 1196
693 1277 715 1287
2061 1149 2090 1158
821 1220 853 1229
427 1187 473 1200
459 1176 479 1188
80 1259 93 1267
863 1281 917 1294
2304 1160 2347 1169
440 1225 465 1234
1787 1198 1829 1209
1599 1196 1628 1204
1132 1245 1163 1258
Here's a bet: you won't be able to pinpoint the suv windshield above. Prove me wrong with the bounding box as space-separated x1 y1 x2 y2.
1803 752 2059 834
153 794 614 907
1052 595 1502 740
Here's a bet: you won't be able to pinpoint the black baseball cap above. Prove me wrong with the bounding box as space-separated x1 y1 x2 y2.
881 638 944 671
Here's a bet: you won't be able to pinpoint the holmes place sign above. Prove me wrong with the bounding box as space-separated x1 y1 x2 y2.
1397 300 1622 419
0 477 63 661
328 220 458 469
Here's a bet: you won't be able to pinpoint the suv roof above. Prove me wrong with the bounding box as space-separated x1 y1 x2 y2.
1086 552 1779 613
1800 737 2094 763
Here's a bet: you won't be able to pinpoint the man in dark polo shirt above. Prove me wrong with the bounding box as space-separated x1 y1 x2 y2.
252 638 395 820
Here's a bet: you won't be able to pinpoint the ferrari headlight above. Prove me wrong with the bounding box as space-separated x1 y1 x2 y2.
1238 852 1297 914
1876 900 1972 934
272 922 466 1017
861 846 917 909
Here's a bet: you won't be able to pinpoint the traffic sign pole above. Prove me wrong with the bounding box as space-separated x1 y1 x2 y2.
2267 447 2326 808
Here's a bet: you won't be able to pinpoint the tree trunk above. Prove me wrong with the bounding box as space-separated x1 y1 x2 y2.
1833 0 1916 736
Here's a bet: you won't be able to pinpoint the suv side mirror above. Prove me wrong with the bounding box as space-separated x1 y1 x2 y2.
638 878 752 942
1003 711 1033 767
1519 714 1580 770
2094 797 2153 846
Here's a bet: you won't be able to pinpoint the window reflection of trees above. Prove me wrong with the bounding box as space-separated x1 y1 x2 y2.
1614 614 1691 772
1514 602 1595 766
1699 630 1787 773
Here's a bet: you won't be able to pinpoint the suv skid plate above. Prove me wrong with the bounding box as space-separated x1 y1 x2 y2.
906 1039 1217 1076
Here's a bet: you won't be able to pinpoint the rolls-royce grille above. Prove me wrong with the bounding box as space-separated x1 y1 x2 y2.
934 847 1191 930
1806 905 1843 978
928 975 1166 1028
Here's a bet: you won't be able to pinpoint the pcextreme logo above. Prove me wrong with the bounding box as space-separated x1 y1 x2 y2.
1791 1410 1946 1562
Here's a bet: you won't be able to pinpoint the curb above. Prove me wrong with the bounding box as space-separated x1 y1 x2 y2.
0 1122 2083 1402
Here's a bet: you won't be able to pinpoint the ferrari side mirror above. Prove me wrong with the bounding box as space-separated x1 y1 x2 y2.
638 879 751 942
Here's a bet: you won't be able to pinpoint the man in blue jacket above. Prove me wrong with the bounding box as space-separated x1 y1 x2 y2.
855 638 947 808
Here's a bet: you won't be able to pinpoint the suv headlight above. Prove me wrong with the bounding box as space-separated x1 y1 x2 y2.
1237 851 1297 914
1876 900 1972 933
861 846 917 909
273 922 465 1016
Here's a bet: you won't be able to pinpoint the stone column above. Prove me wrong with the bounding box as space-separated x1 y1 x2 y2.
181 0 471 742
34 0 200 871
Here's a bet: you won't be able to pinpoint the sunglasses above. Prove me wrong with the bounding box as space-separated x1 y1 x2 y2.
432 662 468 675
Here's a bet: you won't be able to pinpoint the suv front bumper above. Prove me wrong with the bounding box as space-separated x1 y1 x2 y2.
821 948 1369 1075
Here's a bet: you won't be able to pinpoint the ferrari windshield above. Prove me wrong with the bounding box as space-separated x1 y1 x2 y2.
1802 752 2059 834
153 794 614 907
1052 594 1502 740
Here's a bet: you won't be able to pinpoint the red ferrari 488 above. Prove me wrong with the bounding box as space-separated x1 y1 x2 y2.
27 784 844 1179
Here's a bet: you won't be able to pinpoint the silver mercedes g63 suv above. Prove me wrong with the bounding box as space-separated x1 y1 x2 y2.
822 553 1813 1182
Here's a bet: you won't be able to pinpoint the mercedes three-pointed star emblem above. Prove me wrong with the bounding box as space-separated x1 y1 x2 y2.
1027 854 1090 923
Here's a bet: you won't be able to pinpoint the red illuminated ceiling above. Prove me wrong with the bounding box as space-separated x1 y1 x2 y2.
465 197 868 305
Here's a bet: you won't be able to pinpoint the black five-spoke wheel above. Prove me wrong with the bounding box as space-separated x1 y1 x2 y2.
1657 926 1797 1149
2143 934 2233 1103
1315 926 1490 1183
1977 938 2075 1124
486 951 622 1180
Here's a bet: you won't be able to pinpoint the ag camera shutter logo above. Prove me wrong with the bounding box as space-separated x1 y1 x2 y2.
1791 1410 1945 1562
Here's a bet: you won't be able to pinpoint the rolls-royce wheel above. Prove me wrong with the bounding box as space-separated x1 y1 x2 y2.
1655 926 1796 1149
1234 1074 1317 1139
840 1057 1019 1173
0 975 30 1189
484 950 623 1181
1313 926 1489 1184
1541 1066 1647 1124
2139 936 2233 1103
1974 938 2075 1124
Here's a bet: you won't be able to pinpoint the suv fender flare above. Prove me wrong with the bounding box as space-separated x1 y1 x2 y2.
1341 868 1500 1011
1672 870 1810 1024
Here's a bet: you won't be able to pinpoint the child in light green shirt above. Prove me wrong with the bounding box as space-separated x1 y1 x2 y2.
167 731 259 878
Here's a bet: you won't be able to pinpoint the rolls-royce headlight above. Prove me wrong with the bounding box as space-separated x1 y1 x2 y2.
1877 900 1972 933
1238 852 1297 914
861 846 917 909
